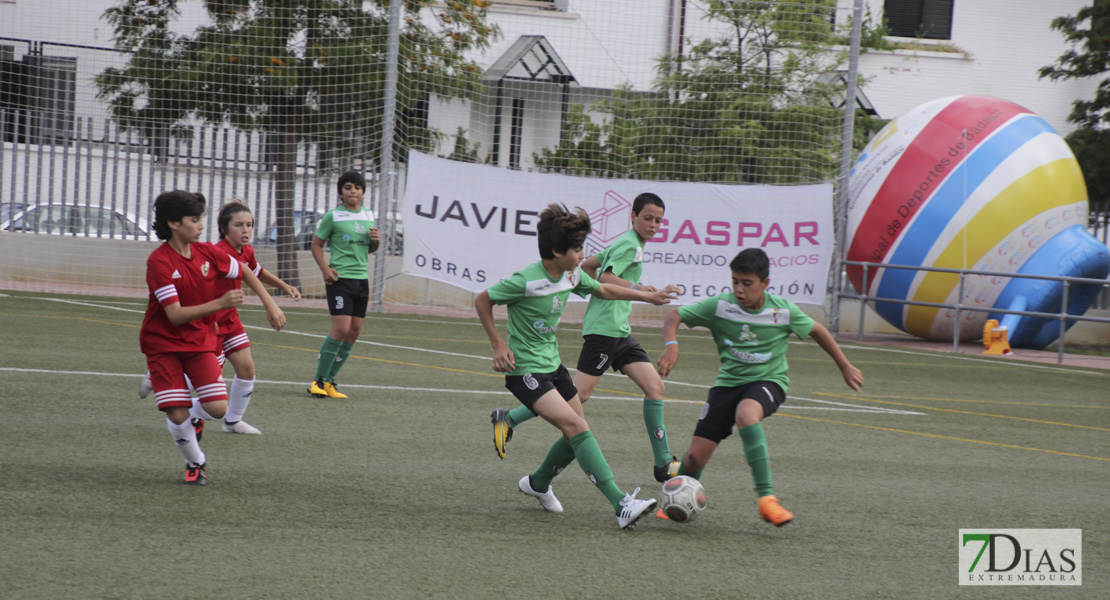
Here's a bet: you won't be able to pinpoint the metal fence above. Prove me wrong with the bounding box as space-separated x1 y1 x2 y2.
839 260 1110 363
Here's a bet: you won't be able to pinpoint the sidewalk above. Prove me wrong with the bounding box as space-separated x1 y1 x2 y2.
838 332 1110 371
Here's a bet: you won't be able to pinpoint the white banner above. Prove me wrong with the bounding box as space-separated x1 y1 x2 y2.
401 151 834 305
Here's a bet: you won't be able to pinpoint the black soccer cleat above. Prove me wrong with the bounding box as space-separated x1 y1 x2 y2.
184 463 207 486
191 418 205 443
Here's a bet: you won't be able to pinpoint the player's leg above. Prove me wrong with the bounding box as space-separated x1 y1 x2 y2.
150 354 207 484
323 280 367 399
621 358 679 480
734 382 792 526
223 344 260 434
311 280 352 396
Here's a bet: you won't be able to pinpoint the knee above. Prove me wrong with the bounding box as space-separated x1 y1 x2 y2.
345 326 362 342
578 389 592 404
644 379 665 400
238 364 256 379
559 415 590 439
205 401 227 419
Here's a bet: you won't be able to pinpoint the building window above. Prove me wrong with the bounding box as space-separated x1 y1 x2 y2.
883 0 953 40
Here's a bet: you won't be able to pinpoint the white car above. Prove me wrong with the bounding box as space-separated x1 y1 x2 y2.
1 202 151 240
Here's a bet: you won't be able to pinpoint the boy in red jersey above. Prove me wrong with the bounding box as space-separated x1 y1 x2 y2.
140 191 285 485
211 200 301 434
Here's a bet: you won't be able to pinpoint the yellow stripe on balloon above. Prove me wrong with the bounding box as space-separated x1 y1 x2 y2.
903 158 1086 338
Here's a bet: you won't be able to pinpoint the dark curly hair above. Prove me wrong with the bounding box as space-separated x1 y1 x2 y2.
536 203 591 259
152 191 206 241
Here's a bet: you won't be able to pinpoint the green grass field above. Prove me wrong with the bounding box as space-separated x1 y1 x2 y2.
1 290 1106 599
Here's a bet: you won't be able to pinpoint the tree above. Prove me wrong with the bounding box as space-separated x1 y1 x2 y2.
1040 1 1110 215
96 0 497 287
534 0 847 184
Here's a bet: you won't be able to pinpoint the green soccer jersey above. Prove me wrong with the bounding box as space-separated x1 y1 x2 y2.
487 261 601 376
582 229 645 338
315 206 376 279
677 290 815 393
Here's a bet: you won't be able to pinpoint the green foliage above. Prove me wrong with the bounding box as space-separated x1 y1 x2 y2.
95 0 499 164
534 0 846 184
1040 2 1110 213
444 126 484 163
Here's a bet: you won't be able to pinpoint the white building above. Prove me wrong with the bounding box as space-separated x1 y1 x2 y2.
0 0 1099 171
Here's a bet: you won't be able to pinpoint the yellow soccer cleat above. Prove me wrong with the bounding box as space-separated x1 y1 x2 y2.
323 381 347 399
490 408 513 459
307 380 328 398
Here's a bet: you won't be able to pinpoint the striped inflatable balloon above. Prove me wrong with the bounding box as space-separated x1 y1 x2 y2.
846 95 1109 348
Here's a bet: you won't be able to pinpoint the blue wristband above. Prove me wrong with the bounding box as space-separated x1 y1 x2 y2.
664 340 678 346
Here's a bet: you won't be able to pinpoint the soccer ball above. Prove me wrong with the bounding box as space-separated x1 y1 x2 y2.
659 475 706 523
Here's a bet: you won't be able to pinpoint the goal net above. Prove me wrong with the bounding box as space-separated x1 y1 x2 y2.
1 0 858 315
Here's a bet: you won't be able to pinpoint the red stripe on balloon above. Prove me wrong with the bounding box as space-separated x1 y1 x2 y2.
846 96 1031 293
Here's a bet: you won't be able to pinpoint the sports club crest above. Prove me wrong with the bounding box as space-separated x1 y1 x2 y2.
551 295 564 314
201 261 210 276
653 427 665 440
771 308 784 323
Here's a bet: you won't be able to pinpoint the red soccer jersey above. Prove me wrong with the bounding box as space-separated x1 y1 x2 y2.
140 242 242 355
213 238 264 331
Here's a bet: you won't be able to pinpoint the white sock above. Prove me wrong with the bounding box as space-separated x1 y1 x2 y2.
226 376 255 423
167 418 206 466
189 399 216 422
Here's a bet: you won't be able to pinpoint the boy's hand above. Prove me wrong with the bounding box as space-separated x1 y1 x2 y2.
842 364 863 392
491 344 515 373
265 305 286 331
657 344 679 377
647 288 678 306
220 290 245 309
321 267 340 285
285 285 302 300
662 284 681 296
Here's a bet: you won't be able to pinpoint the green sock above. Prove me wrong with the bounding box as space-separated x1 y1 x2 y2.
677 461 704 480
643 398 671 466
569 430 625 512
327 341 354 381
506 405 536 429
313 336 343 382
529 437 577 492
739 422 773 497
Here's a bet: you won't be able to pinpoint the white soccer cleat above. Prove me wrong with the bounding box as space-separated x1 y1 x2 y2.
518 475 563 513
616 487 657 530
222 420 262 435
139 372 153 399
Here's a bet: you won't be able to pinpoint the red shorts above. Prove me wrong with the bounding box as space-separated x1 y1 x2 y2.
146 351 227 411
216 320 250 366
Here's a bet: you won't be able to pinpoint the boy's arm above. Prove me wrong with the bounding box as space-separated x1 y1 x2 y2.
163 292 242 326
242 266 286 331
580 255 601 280
311 236 339 284
809 322 863 391
594 282 676 305
474 290 515 373
656 308 683 377
258 268 301 300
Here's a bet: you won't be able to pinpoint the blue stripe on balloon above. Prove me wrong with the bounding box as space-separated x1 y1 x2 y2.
872 115 1058 327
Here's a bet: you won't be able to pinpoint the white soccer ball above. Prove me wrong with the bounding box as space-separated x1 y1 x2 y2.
659 475 706 523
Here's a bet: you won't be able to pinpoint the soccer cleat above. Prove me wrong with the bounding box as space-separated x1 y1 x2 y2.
222 420 261 435
653 456 681 482
307 380 328 398
491 408 513 460
191 418 205 443
517 475 563 513
323 381 347 399
758 495 794 527
616 487 657 529
139 372 152 399
184 463 207 486
655 508 670 520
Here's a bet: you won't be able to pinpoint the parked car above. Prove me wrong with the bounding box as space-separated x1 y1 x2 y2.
1 202 150 240
255 210 324 250
1 202 25 224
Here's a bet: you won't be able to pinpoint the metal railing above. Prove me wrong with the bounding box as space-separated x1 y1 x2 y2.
840 260 1110 364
